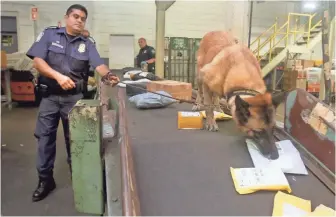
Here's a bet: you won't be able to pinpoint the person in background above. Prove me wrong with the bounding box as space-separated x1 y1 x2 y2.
136 37 156 73
26 4 119 202
81 29 96 96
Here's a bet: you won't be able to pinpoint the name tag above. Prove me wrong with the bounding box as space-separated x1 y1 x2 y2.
51 42 63 49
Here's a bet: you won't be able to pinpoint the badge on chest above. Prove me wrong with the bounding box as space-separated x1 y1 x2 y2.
78 43 86 53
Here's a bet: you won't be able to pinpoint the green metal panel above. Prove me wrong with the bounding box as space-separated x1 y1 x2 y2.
166 37 191 83
170 37 189 50
69 99 104 215
193 38 201 51
191 38 201 88
164 37 201 88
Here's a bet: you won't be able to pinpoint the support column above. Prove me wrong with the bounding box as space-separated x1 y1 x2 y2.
155 0 175 78
247 1 254 48
225 0 250 45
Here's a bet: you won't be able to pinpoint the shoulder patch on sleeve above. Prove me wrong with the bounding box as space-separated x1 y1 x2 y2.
36 31 45 42
44 26 59 30
88 36 96 44
150 47 155 55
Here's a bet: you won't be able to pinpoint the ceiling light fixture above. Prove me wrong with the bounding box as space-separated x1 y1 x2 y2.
304 2 316 10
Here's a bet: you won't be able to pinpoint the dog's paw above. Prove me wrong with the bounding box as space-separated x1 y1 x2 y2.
205 122 219 132
192 104 202 111
214 106 224 113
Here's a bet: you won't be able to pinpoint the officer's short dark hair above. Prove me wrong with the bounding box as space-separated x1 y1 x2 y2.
66 4 88 18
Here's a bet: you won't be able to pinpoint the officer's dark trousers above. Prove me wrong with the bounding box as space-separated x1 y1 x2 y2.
34 93 83 179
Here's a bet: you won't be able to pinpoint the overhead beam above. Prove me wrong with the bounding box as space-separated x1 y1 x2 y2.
155 0 176 78
155 0 175 11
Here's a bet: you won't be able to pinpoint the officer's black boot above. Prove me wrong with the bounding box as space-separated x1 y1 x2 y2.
32 177 56 202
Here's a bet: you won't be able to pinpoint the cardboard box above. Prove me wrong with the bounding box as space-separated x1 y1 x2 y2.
147 80 192 101
302 60 315 68
306 67 322 93
296 78 307 90
283 69 298 91
288 59 315 70
1 50 7 68
177 111 203 129
293 65 303 70
287 60 298 69
297 69 306 78
314 60 323 67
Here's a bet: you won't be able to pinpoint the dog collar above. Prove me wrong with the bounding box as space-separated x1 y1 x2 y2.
225 89 260 101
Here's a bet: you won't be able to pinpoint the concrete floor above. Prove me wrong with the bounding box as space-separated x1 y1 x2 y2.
1 104 83 216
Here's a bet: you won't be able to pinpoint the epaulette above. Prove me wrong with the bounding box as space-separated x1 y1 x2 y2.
44 26 59 30
88 36 96 44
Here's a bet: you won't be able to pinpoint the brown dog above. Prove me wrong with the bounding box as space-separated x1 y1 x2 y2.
192 31 285 159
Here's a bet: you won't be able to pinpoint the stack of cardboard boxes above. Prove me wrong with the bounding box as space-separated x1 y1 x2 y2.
283 68 298 91
284 59 316 91
1 50 8 97
1 50 7 68
305 67 322 93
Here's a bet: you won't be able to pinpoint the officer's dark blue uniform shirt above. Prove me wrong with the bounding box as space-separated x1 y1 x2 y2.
136 45 155 72
26 26 104 87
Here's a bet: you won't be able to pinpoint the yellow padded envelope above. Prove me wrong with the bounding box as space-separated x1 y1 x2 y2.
230 167 292 195
307 204 336 216
272 191 311 216
200 110 232 121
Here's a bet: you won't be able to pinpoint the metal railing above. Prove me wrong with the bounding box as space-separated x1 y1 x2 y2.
250 12 322 63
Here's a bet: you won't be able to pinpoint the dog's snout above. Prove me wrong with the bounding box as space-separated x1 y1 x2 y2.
270 149 279 160
252 129 279 160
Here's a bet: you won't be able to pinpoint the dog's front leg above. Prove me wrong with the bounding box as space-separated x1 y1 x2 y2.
192 79 203 111
213 94 224 113
203 84 219 132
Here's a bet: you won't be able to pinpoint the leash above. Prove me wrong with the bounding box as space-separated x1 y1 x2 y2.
116 80 292 110
118 81 197 105
117 81 224 109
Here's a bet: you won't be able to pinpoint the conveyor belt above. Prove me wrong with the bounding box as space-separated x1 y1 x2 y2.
121 87 335 216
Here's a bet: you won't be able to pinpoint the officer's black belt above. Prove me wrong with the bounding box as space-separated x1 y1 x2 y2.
41 80 86 96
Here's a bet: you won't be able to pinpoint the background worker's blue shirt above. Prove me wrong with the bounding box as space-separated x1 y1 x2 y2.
26 26 104 86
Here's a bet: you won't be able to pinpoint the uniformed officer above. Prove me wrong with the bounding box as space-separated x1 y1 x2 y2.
81 29 95 96
26 4 119 202
136 37 156 73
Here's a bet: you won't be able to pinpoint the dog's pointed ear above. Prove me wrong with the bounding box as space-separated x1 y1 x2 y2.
235 95 250 109
271 91 286 108
235 95 250 125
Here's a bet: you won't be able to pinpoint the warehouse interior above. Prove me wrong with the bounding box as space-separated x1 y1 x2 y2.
1 0 335 216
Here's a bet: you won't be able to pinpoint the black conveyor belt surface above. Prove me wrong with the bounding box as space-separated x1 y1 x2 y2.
116 85 335 216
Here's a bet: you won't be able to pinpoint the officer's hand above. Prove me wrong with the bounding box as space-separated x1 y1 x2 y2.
57 74 76 90
101 72 120 87
108 75 120 87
